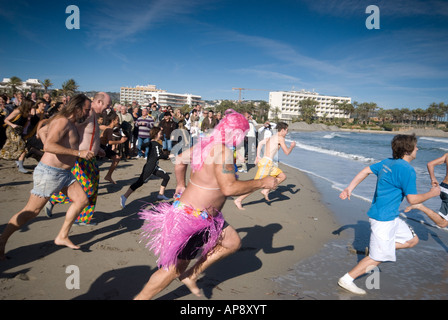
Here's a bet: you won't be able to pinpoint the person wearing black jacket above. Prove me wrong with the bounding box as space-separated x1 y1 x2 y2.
120 127 171 208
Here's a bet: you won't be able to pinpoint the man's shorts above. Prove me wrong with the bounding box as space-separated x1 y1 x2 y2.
254 157 283 179
31 162 76 198
438 182 448 222
368 217 416 262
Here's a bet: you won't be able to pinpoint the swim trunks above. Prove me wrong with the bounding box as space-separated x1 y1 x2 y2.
438 182 448 222
254 156 283 179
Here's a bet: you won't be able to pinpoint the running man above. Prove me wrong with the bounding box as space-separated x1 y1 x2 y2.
134 109 278 299
0 94 95 259
45 92 110 225
338 134 440 294
405 152 448 228
234 122 296 210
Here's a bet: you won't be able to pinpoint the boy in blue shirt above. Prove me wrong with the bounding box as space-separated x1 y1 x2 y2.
338 134 440 294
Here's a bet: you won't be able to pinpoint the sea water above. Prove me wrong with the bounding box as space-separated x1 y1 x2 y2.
273 131 448 299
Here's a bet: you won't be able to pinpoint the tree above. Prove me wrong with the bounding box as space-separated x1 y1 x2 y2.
338 101 354 121
299 98 317 124
215 100 237 115
257 101 270 122
355 102 377 124
40 79 53 93
61 79 79 96
271 106 281 121
6 76 22 94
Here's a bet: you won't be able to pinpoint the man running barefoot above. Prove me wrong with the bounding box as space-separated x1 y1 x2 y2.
134 110 278 299
0 94 94 259
412 153 448 228
404 152 448 228
234 122 295 210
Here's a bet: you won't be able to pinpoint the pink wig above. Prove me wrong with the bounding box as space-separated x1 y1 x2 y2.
191 109 249 172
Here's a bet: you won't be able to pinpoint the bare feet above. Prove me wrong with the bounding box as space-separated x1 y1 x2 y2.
54 237 80 250
181 276 202 297
104 176 116 184
234 198 245 210
261 189 270 201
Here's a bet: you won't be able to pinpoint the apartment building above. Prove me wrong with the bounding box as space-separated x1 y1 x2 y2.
120 84 201 108
120 84 163 106
152 91 202 109
268 90 352 122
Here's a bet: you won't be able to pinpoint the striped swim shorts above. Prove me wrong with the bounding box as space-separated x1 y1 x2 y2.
254 157 283 179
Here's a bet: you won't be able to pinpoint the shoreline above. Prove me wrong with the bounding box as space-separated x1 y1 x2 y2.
287 121 448 138
0 156 340 300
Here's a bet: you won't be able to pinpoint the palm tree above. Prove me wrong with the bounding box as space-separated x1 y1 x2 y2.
299 98 317 124
61 79 79 96
272 106 281 121
6 76 22 94
338 101 354 121
257 101 270 122
40 79 53 93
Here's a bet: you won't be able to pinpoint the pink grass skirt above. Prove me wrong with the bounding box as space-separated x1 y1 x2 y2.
138 197 225 269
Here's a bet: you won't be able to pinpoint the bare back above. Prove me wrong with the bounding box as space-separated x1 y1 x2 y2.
40 116 80 170
262 134 281 159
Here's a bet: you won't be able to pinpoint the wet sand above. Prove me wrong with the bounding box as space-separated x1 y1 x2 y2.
0 156 340 300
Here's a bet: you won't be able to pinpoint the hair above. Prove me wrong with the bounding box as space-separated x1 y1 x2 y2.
58 94 89 120
276 122 289 132
150 126 162 140
34 98 46 108
391 134 417 159
191 109 249 172
104 112 118 126
18 98 34 118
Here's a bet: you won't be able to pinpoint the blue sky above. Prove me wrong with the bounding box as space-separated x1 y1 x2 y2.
1 0 447 109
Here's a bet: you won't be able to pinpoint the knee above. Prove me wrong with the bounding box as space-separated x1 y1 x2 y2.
277 173 286 182
76 195 89 208
438 220 448 229
407 235 419 248
81 198 90 208
228 235 242 253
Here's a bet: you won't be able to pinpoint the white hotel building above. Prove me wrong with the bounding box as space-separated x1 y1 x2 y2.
268 90 351 122
120 84 201 108
0 78 43 93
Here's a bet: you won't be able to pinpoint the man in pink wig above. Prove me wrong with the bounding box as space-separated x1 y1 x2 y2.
135 109 279 299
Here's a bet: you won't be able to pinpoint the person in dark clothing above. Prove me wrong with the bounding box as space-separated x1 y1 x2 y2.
158 112 177 152
120 127 171 208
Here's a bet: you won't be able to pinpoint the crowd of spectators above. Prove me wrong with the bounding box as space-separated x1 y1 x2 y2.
0 91 229 175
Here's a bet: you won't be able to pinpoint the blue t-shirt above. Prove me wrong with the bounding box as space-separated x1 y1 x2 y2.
367 158 417 221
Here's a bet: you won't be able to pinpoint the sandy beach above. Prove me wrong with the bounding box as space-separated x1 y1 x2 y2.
0 155 341 301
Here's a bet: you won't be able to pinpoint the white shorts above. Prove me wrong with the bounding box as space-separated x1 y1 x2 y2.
368 217 416 262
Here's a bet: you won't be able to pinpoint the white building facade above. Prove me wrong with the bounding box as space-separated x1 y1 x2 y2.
268 90 352 122
120 84 201 108
120 84 162 106
0 78 43 93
